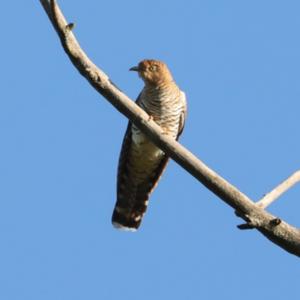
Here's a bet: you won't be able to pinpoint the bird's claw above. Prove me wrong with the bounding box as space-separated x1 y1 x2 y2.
148 115 154 121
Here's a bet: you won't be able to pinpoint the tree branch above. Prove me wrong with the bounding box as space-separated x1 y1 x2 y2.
40 0 300 257
257 170 300 209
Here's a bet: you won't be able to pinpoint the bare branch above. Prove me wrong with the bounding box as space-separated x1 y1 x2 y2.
257 170 300 209
40 0 300 257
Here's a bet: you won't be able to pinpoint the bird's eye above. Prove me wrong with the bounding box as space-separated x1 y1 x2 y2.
149 65 157 72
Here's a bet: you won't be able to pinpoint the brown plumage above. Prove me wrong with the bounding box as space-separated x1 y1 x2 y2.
112 59 187 231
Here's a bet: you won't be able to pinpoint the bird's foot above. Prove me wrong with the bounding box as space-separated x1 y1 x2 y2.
147 115 154 122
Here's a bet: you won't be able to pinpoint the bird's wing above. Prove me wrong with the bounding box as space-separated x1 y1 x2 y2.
177 91 187 138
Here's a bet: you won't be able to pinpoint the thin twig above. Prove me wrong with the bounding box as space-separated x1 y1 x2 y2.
257 170 300 209
39 0 300 257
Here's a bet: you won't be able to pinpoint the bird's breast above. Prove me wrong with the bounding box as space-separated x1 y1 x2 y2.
138 86 183 139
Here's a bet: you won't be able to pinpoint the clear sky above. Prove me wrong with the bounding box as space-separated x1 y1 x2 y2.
1 1 299 299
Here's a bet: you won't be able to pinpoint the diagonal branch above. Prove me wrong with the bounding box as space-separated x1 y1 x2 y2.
40 0 300 257
257 170 300 209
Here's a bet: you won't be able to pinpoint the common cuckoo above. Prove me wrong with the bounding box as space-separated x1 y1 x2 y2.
112 59 187 231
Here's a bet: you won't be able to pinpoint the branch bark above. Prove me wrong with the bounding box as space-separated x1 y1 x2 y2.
40 0 300 257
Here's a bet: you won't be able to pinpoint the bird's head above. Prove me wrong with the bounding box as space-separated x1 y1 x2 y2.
130 59 173 86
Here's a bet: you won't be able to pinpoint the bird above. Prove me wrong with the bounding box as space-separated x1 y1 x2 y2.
111 59 187 231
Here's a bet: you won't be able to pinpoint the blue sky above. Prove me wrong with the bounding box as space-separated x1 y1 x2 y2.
1 1 299 299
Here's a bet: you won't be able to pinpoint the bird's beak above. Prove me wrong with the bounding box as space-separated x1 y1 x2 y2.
129 66 139 72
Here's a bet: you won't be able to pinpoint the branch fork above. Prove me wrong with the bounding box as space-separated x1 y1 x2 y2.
238 170 300 230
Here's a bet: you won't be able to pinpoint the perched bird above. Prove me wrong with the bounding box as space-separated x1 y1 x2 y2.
112 59 187 231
